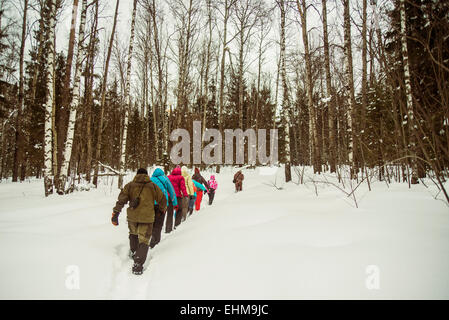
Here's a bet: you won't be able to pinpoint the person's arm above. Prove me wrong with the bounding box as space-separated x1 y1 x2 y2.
180 176 188 198
166 179 178 206
153 182 167 213
201 176 210 191
112 183 130 225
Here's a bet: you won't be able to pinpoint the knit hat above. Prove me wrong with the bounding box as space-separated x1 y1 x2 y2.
137 168 148 175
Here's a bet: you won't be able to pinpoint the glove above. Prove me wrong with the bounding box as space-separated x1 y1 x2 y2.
111 212 119 226
174 205 179 211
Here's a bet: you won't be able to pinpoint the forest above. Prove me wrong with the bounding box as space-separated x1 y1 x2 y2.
0 0 448 203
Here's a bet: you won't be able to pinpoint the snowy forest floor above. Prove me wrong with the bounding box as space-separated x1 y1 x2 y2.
0 166 448 299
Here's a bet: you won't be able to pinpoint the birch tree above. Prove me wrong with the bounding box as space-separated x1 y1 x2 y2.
399 0 418 184
58 0 87 194
322 0 336 172
277 0 291 182
43 0 57 196
296 0 320 173
342 0 356 175
118 0 138 189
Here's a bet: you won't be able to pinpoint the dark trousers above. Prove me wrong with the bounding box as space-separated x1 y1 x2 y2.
150 208 166 248
176 197 187 228
235 181 242 192
166 196 182 233
208 190 215 205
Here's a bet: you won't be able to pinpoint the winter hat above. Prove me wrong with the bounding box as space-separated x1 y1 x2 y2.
194 167 200 174
210 175 215 180
137 168 148 175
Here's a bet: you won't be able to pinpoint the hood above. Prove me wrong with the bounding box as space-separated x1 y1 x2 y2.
171 167 182 176
181 166 189 176
210 175 215 180
133 173 151 183
152 168 165 178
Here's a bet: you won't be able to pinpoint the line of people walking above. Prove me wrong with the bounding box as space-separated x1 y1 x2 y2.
111 166 218 275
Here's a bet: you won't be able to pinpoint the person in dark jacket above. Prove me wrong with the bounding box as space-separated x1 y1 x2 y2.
233 170 244 192
112 168 166 275
192 167 210 211
167 166 188 231
150 168 177 248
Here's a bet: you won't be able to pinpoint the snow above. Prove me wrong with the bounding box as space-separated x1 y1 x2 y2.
0 167 448 299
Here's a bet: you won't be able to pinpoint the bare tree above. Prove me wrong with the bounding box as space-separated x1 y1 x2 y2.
93 0 120 187
118 0 138 189
12 0 28 182
43 0 57 196
342 0 356 176
296 0 320 174
277 0 291 182
58 0 87 194
322 0 337 173
399 0 418 184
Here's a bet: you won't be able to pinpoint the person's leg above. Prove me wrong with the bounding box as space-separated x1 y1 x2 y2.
188 196 196 216
209 190 215 205
133 222 153 274
128 221 138 258
150 209 165 248
181 196 189 222
174 197 183 228
165 200 173 234
195 191 203 210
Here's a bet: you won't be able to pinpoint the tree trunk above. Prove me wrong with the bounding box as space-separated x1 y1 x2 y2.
118 0 138 189
279 0 291 182
43 0 57 196
297 0 320 173
12 0 28 182
58 0 87 194
92 0 120 187
322 0 336 173
342 0 356 176
399 0 419 184
57 0 80 183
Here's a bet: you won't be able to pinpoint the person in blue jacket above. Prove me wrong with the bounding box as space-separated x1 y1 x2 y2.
150 168 178 248
190 179 207 216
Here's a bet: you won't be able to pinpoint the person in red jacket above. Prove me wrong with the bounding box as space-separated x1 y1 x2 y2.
192 167 210 211
167 166 188 232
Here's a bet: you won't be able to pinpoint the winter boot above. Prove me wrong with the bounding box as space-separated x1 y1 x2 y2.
132 243 149 275
129 234 138 259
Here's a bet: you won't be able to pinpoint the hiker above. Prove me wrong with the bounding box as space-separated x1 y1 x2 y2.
233 170 244 192
167 166 188 231
192 168 210 211
192 179 207 215
149 168 177 248
181 166 195 220
111 168 166 275
207 175 218 205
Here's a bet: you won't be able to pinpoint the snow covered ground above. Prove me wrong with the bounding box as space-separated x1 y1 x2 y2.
0 166 448 299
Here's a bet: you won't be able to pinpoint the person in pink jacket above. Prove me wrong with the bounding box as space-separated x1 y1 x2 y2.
167 166 188 231
207 175 218 205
